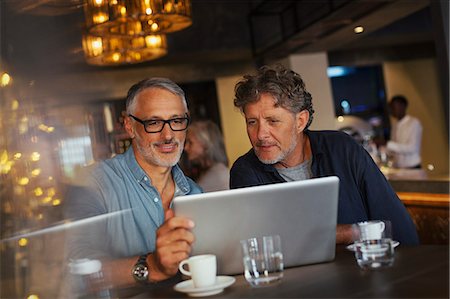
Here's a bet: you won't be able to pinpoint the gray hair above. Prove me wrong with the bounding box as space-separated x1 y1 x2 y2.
126 77 188 114
234 64 314 130
188 120 229 167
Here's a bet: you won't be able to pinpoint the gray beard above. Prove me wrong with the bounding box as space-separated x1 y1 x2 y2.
257 127 298 165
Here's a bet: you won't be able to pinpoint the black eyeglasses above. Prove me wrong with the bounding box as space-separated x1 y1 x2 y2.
129 114 190 133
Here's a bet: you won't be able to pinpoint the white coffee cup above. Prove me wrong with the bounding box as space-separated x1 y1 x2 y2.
179 254 217 288
357 220 386 241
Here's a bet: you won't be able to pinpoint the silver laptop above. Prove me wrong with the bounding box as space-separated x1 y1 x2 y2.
173 176 340 275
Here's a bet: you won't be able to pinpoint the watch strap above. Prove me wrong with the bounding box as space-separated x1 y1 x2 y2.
136 253 149 266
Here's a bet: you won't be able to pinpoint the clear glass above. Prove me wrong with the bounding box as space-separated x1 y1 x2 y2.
240 235 284 287
354 238 395 270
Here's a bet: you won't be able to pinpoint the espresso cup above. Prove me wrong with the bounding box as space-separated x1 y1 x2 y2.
357 220 386 241
179 254 217 288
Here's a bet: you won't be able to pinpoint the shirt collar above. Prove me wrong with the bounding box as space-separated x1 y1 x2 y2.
397 115 411 125
124 147 191 195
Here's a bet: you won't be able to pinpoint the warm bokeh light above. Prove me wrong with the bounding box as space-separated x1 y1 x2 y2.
41 196 52 204
18 238 28 247
52 199 61 206
354 26 364 34
47 187 56 197
1 72 12 87
93 12 108 24
30 152 41 162
112 52 121 62
31 168 41 177
11 99 19 110
13 152 22 160
427 164 435 171
18 177 30 186
0 150 8 164
27 294 40 299
337 116 344 122
33 187 44 196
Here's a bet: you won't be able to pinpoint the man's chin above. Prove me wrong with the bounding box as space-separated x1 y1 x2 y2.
255 152 280 165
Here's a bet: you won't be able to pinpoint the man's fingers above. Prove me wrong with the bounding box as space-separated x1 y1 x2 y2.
156 228 195 247
158 216 195 235
165 208 174 221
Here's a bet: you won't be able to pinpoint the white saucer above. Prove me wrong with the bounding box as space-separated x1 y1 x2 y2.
346 240 400 251
174 276 236 297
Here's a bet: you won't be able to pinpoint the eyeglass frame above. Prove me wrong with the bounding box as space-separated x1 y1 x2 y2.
128 114 190 133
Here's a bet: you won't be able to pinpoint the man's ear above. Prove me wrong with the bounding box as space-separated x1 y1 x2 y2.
124 115 135 139
296 110 309 133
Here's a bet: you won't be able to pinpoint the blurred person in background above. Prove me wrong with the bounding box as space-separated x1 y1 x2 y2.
385 95 423 169
184 120 229 192
65 78 201 291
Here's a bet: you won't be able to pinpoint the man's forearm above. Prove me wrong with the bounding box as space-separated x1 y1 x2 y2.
101 254 173 289
336 224 354 244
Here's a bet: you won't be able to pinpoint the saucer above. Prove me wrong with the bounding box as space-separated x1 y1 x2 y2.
346 240 399 251
174 276 236 297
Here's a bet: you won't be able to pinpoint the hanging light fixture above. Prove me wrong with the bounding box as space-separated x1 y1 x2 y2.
82 0 192 66
138 0 192 33
82 33 167 65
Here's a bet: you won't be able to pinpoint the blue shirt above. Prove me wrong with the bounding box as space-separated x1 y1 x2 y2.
230 130 419 245
65 147 202 259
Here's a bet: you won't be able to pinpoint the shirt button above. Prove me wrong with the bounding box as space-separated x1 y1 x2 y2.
153 197 158 202
144 177 148 181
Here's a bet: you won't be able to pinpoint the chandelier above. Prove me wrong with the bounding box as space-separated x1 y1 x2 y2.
82 0 192 65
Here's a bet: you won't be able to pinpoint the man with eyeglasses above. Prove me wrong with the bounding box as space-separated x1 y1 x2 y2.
65 78 202 291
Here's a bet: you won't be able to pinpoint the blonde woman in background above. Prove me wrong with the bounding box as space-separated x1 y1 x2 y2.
184 120 230 192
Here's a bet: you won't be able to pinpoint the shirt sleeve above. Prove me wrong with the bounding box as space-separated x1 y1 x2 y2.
386 119 422 154
356 144 420 245
64 175 111 260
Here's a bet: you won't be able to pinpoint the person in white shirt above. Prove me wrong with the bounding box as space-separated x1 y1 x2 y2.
386 95 423 168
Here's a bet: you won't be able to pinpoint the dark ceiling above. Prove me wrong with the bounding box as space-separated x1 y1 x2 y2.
0 0 441 80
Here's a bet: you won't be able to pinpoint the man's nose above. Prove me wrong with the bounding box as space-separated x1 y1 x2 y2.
257 123 270 140
160 122 175 140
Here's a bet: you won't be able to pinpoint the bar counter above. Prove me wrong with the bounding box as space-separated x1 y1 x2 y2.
116 245 449 298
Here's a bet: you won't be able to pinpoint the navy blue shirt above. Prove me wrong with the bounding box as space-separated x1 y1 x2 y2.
230 130 419 245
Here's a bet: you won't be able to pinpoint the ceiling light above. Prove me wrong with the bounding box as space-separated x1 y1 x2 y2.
82 0 191 65
84 0 192 36
82 33 168 65
354 26 364 34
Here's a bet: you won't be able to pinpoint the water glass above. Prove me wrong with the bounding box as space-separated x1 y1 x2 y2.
354 238 395 270
240 235 284 287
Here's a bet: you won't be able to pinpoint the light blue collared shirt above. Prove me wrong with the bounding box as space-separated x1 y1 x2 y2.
66 147 202 259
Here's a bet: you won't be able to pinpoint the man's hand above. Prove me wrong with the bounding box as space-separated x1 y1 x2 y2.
151 209 195 279
336 224 355 244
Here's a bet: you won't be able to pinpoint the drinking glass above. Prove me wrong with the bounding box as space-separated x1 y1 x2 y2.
354 238 395 269
240 235 284 287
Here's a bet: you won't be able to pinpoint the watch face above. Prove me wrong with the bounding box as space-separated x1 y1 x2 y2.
133 264 149 282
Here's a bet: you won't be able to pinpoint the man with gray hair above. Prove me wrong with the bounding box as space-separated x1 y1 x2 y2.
230 64 419 245
65 78 201 290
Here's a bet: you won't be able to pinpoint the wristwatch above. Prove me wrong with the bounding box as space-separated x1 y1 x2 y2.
132 254 149 283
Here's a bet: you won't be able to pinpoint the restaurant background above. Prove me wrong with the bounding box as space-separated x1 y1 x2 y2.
0 0 448 298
